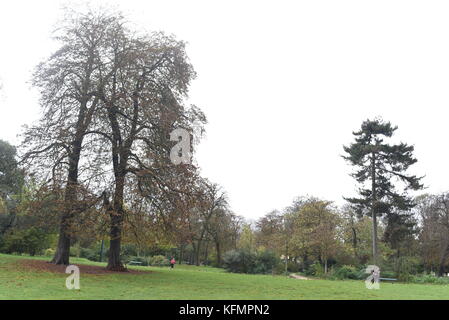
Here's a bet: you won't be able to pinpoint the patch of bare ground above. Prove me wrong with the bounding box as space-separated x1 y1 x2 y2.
16 259 152 275
289 273 311 280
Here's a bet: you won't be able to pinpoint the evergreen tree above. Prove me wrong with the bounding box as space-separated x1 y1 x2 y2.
343 118 423 264
0 140 24 235
0 140 23 198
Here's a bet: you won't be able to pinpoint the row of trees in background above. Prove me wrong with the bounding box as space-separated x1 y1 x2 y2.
237 118 442 280
217 119 446 279
245 192 449 279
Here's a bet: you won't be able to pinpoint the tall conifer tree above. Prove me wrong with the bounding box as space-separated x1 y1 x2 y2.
343 118 423 264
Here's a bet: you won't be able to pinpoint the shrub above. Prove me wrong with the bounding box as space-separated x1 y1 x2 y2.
148 255 169 266
44 248 55 257
223 249 278 274
254 250 278 274
222 249 256 274
411 273 449 285
334 265 359 280
1 227 51 256
394 256 421 276
273 260 300 275
287 261 300 273
273 262 287 275
208 252 221 267
80 247 100 261
69 244 81 257
354 268 369 280
305 262 324 277
398 273 413 282
121 244 138 257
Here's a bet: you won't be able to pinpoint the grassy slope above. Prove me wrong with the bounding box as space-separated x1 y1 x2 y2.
0 254 448 300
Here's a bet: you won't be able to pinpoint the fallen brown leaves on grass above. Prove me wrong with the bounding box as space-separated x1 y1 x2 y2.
16 259 152 275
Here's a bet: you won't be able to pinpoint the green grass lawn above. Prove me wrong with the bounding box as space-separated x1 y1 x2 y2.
0 253 448 300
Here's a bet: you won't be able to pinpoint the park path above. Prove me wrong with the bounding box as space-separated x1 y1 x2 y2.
289 273 311 280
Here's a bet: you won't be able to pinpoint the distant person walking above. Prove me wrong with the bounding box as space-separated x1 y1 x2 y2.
170 257 176 269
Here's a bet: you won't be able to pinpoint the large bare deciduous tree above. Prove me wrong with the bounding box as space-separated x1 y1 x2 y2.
92 24 205 270
21 10 124 265
21 8 206 270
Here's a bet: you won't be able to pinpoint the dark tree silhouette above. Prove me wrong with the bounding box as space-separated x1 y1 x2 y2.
21 10 124 265
343 118 423 264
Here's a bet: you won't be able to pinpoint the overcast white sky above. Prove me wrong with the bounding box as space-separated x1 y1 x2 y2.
0 0 448 219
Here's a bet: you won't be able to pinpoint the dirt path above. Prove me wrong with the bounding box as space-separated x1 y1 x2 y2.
289 273 311 280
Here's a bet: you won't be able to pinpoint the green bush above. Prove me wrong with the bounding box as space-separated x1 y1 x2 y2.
208 252 218 267
411 274 449 285
305 262 324 277
80 247 100 261
273 262 287 275
272 261 300 275
354 268 369 280
121 244 138 257
398 273 413 282
253 250 278 274
394 256 421 276
334 265 359 280
69 244 81 257
1 227 51 256
223 249 278 274
287 261 300 273
44 248 55 257
148 255 169 266
223 249 255 273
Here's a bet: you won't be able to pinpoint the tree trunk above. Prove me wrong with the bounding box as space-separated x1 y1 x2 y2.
0 213 16 236
372 210 378 265
324 259 328 274
107 213 126 271
215 241 221 266
51 149 81 265
204 241 209 262
179 244 184 265
302 253 309 272
438 242 449 277
106 176 126 271
191 242 197 265
194 229 206 266
51 224 71 265
195 240 202 266
285 240 288 275
371 152 378 265
99 239 105 262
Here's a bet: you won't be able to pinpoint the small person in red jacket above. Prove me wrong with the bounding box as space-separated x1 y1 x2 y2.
170 257 176 269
